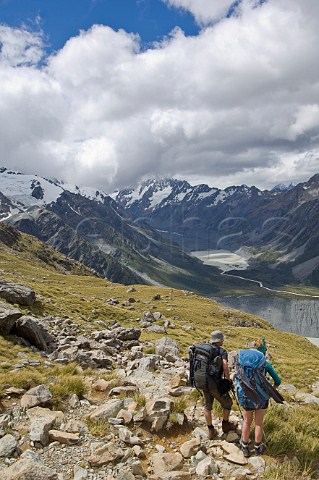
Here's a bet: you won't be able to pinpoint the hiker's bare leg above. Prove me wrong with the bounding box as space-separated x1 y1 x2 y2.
254 409 266 443
204 408 212 426
222 408 230 421
242 410 253 443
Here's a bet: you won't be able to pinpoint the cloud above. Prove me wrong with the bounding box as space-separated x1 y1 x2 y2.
1 1 319 192
163 0 234 25
0 25 44 66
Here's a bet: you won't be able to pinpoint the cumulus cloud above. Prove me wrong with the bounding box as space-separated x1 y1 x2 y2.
0 25 44 66
163 0 234 25
1 0 319 192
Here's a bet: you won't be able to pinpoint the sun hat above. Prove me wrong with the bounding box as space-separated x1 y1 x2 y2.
210 330 225 343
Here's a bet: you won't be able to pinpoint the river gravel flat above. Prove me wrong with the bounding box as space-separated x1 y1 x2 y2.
191 249 249 271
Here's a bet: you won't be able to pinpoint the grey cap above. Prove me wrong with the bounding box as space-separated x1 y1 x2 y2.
210 330 225 343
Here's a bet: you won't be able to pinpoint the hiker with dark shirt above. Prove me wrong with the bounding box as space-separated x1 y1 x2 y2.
238 338 281 457
200 330 237 439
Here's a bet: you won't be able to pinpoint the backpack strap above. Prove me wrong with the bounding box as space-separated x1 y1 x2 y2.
258 374 284 404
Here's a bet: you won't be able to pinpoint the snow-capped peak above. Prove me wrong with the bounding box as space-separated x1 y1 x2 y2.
0 168 110 214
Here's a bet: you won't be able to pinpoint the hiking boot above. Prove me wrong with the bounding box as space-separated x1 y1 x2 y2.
222 420 237 433
207 426 217 439
254 442 266 456
239 440 250 458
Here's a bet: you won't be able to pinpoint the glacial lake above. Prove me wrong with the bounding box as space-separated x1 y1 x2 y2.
191 249 319 343
214 295 319 340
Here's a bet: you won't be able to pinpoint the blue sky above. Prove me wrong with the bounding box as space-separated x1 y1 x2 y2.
0 0 199 53
0 0 319 191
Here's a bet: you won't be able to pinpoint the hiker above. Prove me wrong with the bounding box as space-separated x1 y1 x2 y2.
235 339 282 457
255 337 281 387
190 330 237 439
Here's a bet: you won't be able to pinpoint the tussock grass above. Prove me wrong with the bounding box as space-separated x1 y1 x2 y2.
264 403 319 471
86 418 110 438
0 369 45 391
133 392 146 407
142 345 156 355
49 375 88 404
263 463 313 480
171 396 187 414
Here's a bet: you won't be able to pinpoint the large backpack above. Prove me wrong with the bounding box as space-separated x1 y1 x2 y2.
189 343 223 391
235 349 284 410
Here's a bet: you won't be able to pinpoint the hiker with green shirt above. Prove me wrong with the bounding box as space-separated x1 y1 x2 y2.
236 337 282 457
255 337 281 387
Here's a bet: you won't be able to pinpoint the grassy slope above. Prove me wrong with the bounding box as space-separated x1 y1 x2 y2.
1 227 319 477
1 228 319 388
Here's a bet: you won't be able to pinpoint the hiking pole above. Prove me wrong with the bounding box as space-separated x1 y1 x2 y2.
231 385 244 420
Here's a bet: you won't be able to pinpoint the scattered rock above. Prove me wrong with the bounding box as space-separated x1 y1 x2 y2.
21 385 53 409
0 434 18 458
0 301 22 334
0 280 36 306
180 438 201 458
2 459 58 480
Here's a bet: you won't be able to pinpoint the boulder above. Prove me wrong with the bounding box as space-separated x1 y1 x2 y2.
73 465 88 480
2 459 58 480
0 434 18 457
195 457 219 476
180 438 201 458
27 407 64 446
150 452 184 472
48 430 80 445
112 326 141 341
118 426 143 445
169 373 187 389
0 301 22 334
145 397 172 432
88 442 124 467
21 385 53 409
151 473 191 480
11 317 56 352
116 409 133 424
147 325 167 334
138 356 157 372
0 280 35 306
64 419 88 435
88 399 124 422
155 337 179 360
89 350 113 368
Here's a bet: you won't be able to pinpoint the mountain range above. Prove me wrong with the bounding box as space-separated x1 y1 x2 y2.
1 167 318 290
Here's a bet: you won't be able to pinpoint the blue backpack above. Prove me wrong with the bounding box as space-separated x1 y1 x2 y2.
235 349 284 410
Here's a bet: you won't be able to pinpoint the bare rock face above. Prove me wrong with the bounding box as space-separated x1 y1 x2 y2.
0 301 22 334
0 280 36 306
2 459 58 480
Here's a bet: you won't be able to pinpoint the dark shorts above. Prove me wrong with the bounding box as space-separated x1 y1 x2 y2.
243 400 269 411
202 387 233 411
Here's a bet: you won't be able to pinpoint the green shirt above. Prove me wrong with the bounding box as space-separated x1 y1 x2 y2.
266 361 281 386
